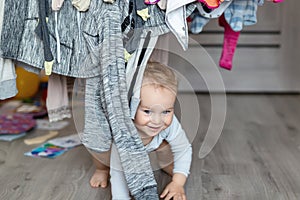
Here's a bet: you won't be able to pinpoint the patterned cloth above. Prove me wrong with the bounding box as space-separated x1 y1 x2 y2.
190 0 232 34
0 114 36 135
223 0 261 32
190 0 263 33
189 9 210 34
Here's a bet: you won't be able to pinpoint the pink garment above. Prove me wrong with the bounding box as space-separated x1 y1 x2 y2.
198 0 223 9
144 0 160 5
52 0 65 11
0 114 36 135
218 14 240 70
46 74 71 122
273 0 284 3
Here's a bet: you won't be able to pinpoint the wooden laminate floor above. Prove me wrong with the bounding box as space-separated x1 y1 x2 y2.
1 94 300 200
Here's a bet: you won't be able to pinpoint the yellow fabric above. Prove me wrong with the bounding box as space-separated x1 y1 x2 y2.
137 8 150 21
124 49 132 62
44 60 54 75
24 131 59 145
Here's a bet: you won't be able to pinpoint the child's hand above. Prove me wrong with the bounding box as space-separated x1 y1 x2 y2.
160 181 186 200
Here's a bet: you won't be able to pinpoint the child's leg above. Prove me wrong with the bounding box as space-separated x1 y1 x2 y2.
89 150 111 188
155 140 174 176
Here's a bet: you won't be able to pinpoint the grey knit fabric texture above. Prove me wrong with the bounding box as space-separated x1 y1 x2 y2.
35 0 54 62
0 0 174 198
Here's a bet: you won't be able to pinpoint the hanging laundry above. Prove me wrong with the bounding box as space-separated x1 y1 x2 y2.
223 0 260 32
129 0 148 47
144 0 160 5
52 0 65 11
198 0 224 9
150 33 170 66
52 0 65 64
0 61 18 100
189 0 232 34
137 8 150 21
0 0 27 61
165 0 197 50
80 0 170 198
0 0 101 78
46 74 72 122
103 0 115 3
189 0 264 70
35 0 54 75
273 0 284 3
123 0 169 54
189 9 210 34
157 0 167 10
218 13 240 70
196 0 232 19
72 0 91 12
0 0 18 100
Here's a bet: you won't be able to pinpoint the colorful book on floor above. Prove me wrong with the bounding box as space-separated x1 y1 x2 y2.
24 143 68 158
24 134 81 158
47 134 81 148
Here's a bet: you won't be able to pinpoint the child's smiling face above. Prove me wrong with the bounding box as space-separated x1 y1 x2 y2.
134 83 176 139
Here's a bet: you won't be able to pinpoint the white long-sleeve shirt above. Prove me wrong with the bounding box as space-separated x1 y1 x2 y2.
110 116 192 200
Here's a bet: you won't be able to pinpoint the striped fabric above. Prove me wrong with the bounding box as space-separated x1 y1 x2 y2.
0 0 17 100
190 0 263 33
224 0 262 31
189 9 210 34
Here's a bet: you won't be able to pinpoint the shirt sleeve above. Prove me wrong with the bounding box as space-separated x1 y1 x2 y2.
110 143 131 200
165 116 192 177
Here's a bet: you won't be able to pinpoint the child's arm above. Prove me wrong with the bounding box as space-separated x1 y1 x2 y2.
160 173 187 200
160 116 192 200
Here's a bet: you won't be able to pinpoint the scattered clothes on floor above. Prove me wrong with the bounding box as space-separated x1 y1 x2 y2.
47 134 81 148
15 104 48 119
24 134 81 158
36 119 69 130
0 100 22 114
24 143 68 158
0 100 47 136
0 132 26 141
16 104 42 113
0 113 36 134
24 131 59 145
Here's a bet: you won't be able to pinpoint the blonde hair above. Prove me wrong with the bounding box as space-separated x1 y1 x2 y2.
143 62 178 94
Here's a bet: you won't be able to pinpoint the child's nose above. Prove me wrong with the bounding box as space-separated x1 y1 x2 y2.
150 113 163 124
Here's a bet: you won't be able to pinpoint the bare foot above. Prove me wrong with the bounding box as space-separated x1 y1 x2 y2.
90 169 109 188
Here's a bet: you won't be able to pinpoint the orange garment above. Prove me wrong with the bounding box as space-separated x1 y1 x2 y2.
198 0 224 9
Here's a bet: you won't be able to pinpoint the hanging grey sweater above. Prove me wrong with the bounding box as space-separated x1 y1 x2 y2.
0 0 171 198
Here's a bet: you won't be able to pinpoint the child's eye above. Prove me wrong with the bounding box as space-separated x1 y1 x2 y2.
162 110 171 115
143 110 151 115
